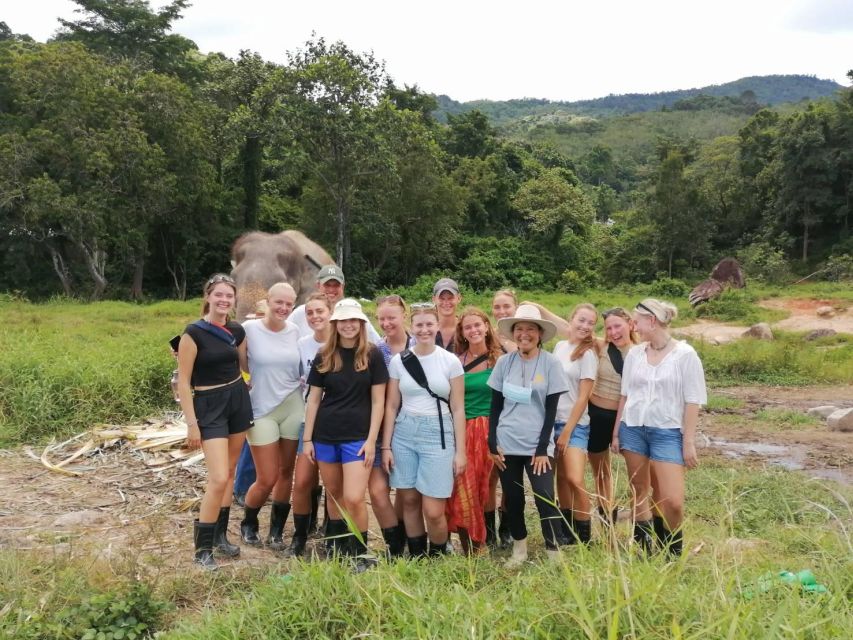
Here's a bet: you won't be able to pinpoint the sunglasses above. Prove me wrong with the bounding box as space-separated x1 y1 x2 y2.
602 307 629 319
206 274 235 286
410 302 437 311
376 294 406 306
635 302 656 316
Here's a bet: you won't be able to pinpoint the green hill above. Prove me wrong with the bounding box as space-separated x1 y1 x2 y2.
436 74 844 124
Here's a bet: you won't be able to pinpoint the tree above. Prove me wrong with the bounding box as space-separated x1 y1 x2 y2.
513 168 594 245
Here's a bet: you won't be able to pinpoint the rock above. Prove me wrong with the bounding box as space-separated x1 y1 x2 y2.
742 323 773 340
815 305 835 317
804 328 837 341
807 405 839 419
710 335 735 346
827 408 853 432
52 509 108 528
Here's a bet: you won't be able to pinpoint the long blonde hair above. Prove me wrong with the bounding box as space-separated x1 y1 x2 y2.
602 307 639 345
569 303 601 361
316 320 372 373
455 307 502 367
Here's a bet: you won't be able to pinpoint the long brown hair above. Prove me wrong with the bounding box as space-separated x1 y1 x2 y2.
569 303 601 361
455 307 502 367
316 320 372 373
201 274 237 317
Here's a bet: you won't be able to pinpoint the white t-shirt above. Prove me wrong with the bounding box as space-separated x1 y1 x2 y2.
552 341 598 426
298 334 325 384
290 303 382 342
621 341 707 429
388 347 464 416
243 319 301 418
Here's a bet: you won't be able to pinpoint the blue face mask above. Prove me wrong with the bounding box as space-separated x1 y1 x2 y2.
503 381 533 405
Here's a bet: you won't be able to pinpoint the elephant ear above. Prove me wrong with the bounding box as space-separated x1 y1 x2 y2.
231 232 263 267
689 279 724 307
709 258 745 289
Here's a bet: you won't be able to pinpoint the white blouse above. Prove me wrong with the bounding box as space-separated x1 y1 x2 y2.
621 341 707 430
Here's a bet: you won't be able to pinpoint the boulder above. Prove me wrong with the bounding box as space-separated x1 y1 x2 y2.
807 405 839 419
742 323 773 340
804 328 837 341
827 408 853 432
815 305 835 318
710 334 736 346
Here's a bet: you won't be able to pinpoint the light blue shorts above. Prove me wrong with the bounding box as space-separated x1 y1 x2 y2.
618 423 684 465
389 412 455 499
553 421 590 451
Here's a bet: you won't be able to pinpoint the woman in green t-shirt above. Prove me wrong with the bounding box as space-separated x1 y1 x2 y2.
446 308 503 554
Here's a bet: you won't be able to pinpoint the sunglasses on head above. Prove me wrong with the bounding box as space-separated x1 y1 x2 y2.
410 302 437 311
377 294 405 305
602 307 629 319
207 274 235 286
635 302 656 317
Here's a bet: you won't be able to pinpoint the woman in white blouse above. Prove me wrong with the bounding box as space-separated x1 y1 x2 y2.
612 298 706 557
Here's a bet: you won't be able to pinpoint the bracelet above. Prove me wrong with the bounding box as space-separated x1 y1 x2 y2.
303 440 312 443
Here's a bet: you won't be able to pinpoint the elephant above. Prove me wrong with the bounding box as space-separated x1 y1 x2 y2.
230 230 334 321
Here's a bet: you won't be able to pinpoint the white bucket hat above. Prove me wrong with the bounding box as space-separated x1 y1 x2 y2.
330 298 369 323
497 304 557 343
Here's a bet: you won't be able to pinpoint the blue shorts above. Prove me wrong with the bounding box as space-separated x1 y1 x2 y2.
390 412 454 499
618 423 684 465
314 440 368 464
553 421 590 451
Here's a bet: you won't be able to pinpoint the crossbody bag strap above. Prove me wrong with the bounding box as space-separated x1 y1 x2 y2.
192 319 236 347
607 342 624 376
463 353 489 372
400 349 449 449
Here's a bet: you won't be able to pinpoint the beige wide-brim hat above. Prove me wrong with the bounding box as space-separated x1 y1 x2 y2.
330 298 369 323
497 304 557 343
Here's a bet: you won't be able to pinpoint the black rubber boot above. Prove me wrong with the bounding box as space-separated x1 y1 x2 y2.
574 518 592 545
653 514 666 547
381 523 406 559
497 508 512 549
213 507 240 557
484 510 497 548
662 526 684 559
598 505 619 526
560 508 577 545
428 538 450 558
266 501 291 550
352 531 376 573
289 513 310 557
324 519 347 557
633 519 654 556
240 506 262 546
406 533 428 559
309 486 323 535
193 520 218 571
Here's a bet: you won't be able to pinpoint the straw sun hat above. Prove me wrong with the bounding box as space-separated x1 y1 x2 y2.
496 304 557 343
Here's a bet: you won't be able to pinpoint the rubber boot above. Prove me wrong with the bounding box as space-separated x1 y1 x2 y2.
428 538 450 558
324 519 347 557
266 501 291 550
653 514 666 547
406 533 428 559
560 508 577 545
309 486 323 535
497 508 512 549
662 526 683 559
633 519 654 556
240 506 262 546
289 513 310 557
381 523 406 559
213 507 240 557
352 531 376 573
193 520 218 571
575 518 592 545
504 538 528 569
598 505 619 527
484 510 497 548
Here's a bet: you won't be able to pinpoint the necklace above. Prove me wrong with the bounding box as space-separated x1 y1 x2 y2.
649 336 672 352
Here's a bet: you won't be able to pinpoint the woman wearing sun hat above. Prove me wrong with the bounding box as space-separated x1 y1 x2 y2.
302 298 389 571
612 298 706 557
488 304 569 567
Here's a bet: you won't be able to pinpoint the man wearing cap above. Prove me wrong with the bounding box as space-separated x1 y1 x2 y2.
290 265 381 342
433 278 462 352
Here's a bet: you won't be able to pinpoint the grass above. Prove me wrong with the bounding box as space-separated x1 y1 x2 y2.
705 393 746 412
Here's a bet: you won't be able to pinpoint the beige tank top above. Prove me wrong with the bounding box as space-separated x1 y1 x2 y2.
591 343 631 402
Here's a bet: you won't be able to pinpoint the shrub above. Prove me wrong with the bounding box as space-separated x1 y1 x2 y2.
736 242 790 284
558 269 586 293
647 277 690 298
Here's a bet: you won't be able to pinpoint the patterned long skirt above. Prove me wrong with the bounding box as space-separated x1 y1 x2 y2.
446 415 493 544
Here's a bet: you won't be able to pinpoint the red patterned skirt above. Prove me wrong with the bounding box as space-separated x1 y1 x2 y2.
446 415 493 543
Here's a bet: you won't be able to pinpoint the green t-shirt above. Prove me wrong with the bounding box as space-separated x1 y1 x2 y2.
464 368 493 419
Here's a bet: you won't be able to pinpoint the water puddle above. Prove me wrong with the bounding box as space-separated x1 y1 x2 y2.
707 437 807 470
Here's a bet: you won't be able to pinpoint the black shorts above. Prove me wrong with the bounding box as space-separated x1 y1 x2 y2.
587 402 618 454
193 378 253 440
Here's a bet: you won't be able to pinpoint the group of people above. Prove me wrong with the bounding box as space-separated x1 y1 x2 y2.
176 266 706 572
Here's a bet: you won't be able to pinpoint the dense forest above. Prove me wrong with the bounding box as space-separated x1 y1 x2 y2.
0 1 851 300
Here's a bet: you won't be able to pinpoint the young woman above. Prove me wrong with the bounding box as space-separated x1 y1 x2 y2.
613 298 706 557
303 299 388 571
488 305 569 567
176 274 252 570
372 294 416 558
382 303 467 557
553 304 600 545
290 293 332 557
239 283 302 551
588 308 637 524
491 290 519 354
445 307 502 554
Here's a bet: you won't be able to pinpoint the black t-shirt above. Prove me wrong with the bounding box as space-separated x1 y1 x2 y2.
307 346 389 443
184 321 246 386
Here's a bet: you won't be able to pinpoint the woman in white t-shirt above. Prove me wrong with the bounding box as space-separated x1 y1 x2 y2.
239 283 303 552
381 303 467 557
552 303 600 546
613 298 707 557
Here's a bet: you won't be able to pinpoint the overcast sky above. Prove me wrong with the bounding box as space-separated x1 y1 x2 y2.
5 0 852 102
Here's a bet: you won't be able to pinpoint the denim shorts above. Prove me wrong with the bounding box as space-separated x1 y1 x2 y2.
618 423 684 465
390 412 455 499
314 440 368 464
553 421 590 451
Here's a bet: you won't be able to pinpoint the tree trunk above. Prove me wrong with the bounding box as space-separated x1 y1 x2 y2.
130 255 144 300
802 211 810 262
242 134 262 229
48 245 74 297
668 247 674 277
336 197 346 270
78 241 108 301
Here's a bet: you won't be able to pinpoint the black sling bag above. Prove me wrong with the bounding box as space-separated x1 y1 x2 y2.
400 349 450 449
607 342 624 376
